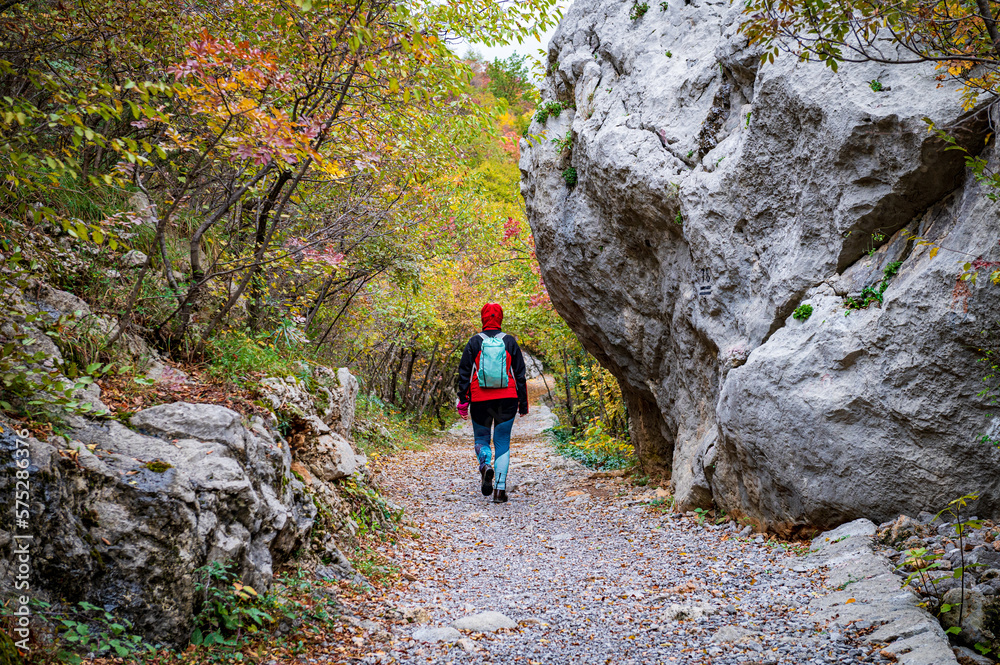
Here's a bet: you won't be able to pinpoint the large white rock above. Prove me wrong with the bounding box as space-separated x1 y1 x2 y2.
0 402 315 646
521 0 1000 532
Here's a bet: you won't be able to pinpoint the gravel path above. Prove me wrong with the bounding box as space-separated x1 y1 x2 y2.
361 380 896 664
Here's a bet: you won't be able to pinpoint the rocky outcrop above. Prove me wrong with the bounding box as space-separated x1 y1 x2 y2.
259 366 358 438
521 0 1000 532
260 368 368 546
0 403 316 646
0 284 368 645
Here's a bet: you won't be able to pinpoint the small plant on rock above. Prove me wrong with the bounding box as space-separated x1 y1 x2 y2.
844 260 902 311
659 0 668 9
792 304 813 321
898 547 944 597
534 101 568 125
551 130 573 154
936 494 983 631
867 231 886 257
630 1 649 20
191 561 274 649
563 167 578 186
869 79 884 92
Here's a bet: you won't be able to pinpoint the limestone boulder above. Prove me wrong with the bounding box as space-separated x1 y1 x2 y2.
0 403 315 646
521 0 1000 531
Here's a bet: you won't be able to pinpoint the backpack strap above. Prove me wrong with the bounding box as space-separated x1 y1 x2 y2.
479 332 505 341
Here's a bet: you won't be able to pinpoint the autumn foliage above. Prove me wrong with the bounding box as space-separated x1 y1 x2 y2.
0 0 567 424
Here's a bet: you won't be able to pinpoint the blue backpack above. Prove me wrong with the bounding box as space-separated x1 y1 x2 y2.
477 333 508 389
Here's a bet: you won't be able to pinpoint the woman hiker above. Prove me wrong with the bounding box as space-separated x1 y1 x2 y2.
456 303 529 503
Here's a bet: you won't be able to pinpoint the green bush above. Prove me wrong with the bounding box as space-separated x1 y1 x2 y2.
844 260 902 312
353 394 430 461
533 100 573 125
562 167 578 186
203 329 308 386
549 423 634 471
190 561 338 653
630 1 649 19
792 304 813 321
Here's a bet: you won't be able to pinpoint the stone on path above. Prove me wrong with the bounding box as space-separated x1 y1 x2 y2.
662 602 717 621
398 606 431 624
451 611 517 632
412 627 462 643
711 625 761 644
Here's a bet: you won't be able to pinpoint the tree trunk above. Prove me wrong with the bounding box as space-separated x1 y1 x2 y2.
368 343 395 398
388 346 405 405
413 341 438 410
246 170 293 332
975 0 1000 58
400 347 417 408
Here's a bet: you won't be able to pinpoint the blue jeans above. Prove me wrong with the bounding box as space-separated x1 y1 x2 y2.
473 416 514 491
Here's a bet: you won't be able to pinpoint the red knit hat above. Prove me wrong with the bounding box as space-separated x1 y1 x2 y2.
481 303 503 330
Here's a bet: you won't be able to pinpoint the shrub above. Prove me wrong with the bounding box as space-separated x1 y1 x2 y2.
551 130 572 154
562 167 578 186
630 1 649 20
190 561 339 653
844 260 902 312
549 423 634 470
792 304 813 321
203 329 308 386
533 101 568 125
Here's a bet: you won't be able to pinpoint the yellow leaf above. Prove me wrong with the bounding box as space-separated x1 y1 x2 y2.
845 598 856 604
929 247 939 259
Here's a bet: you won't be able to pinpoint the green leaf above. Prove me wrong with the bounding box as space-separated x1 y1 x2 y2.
946 626 961 635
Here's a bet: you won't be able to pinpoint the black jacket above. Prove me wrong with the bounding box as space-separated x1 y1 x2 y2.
456 329 528 414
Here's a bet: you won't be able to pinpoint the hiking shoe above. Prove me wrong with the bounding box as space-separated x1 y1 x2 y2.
480 465 494 496
492 489 508 504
